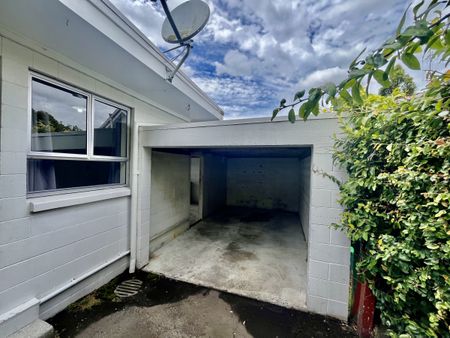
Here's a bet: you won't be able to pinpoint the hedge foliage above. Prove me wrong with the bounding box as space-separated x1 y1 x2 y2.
333 82 450 336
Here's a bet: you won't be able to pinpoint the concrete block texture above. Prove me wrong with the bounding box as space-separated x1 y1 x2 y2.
0 174 26 198
308 278 348 304
309 224 330 244
1 104 28 130
329 264 350 285
0 298 39 338
298 155 311 241
330 229 350 246
1 81 28 110
327 300 349 321
227 157 300 212
0 218 31 245
308 260 329 280
0 30 188 337
149 151 190 238
310 242 350 266
2 57 29 88
312 153 333 172
0 151 26 175
310 207 342 225
307 295 328 316
2 39 33 66
311 189 332 208
7 320 54 338
0 197 28 222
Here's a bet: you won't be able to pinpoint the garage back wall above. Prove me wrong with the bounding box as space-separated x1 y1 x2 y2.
226 157 300 212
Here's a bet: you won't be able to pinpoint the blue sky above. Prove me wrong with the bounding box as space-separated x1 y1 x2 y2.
110 0 415 119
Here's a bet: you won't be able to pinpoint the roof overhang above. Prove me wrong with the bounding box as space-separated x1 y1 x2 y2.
0 0 223 122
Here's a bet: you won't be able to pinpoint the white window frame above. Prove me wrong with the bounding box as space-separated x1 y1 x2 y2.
27 71 131 195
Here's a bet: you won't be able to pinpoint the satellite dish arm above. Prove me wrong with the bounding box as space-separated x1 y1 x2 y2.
160 0 184 45
167 44 191 82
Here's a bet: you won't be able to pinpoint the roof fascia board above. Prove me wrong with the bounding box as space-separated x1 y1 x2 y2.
140 114 338 131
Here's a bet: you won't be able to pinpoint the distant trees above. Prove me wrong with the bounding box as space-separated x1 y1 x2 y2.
32 110 82 133
379 65 416 96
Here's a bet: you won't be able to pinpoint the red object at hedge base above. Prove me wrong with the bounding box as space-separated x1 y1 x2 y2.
352 282 376 338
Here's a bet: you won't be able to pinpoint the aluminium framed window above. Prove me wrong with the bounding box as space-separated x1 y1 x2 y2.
27 72 130 195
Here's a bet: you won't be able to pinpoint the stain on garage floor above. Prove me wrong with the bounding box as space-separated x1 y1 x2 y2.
47 271 356 338
144 207 308 310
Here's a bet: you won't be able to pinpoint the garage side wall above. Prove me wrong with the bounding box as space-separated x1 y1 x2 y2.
307 151 350 319
227 157 300 212
149 151 190 243
298 155 311 241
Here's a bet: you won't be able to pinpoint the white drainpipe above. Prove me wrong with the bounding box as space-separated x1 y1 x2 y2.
129 122 155 273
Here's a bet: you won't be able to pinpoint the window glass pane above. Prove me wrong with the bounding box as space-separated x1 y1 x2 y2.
94 100 127 157
27 159 125 192
31 78 87 154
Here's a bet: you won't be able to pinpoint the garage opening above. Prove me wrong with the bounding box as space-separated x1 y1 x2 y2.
144 147 312 310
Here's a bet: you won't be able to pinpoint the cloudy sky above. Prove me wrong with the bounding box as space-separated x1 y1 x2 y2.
110 0 417 119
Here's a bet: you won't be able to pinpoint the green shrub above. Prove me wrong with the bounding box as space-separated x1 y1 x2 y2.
333 85 450 337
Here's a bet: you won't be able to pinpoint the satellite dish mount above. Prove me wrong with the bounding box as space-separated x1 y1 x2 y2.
159 0 210 82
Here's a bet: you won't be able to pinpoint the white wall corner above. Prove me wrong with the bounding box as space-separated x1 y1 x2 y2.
0 298 39 337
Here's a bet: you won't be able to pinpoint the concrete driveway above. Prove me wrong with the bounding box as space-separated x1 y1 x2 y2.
48 272 356 338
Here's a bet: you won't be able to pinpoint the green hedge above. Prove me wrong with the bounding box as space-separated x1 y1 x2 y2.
333 86 450 337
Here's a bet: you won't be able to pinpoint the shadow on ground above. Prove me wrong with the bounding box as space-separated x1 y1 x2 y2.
48 271 356 337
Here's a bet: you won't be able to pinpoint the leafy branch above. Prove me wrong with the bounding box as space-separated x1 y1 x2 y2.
272 0 450 122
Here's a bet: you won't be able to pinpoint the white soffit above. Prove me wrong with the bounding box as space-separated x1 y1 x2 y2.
0 0 223 122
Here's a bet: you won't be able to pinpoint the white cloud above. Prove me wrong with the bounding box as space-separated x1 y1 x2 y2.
297 67 348 89
110 0 413 118
215 50 252 77
191 75 275 118
109 0 168 47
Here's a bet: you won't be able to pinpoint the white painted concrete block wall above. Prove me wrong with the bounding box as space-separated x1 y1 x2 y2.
140 119 351 320
298 155 311 241
0 36 184 336
136 147 152 269
307 149 350 320
149 151 190 240
227 158 300 212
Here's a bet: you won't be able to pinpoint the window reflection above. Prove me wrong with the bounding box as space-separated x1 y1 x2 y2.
27 159 125 192
94 100 127 157
31 78 87 154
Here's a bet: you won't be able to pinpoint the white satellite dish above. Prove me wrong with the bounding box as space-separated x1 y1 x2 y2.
161 0 210 44
158 0 210 82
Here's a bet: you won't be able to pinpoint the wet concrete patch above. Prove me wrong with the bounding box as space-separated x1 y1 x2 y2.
222 242 257 262
194 223 227 241
144 207 308 309
47 271 203 337
238 226 262 243
220 292 357 338
48 272 356 338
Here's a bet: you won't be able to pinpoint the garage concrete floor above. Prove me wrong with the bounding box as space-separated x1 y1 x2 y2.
143 207 308 310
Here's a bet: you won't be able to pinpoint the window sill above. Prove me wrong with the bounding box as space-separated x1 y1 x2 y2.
28 187 131 213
